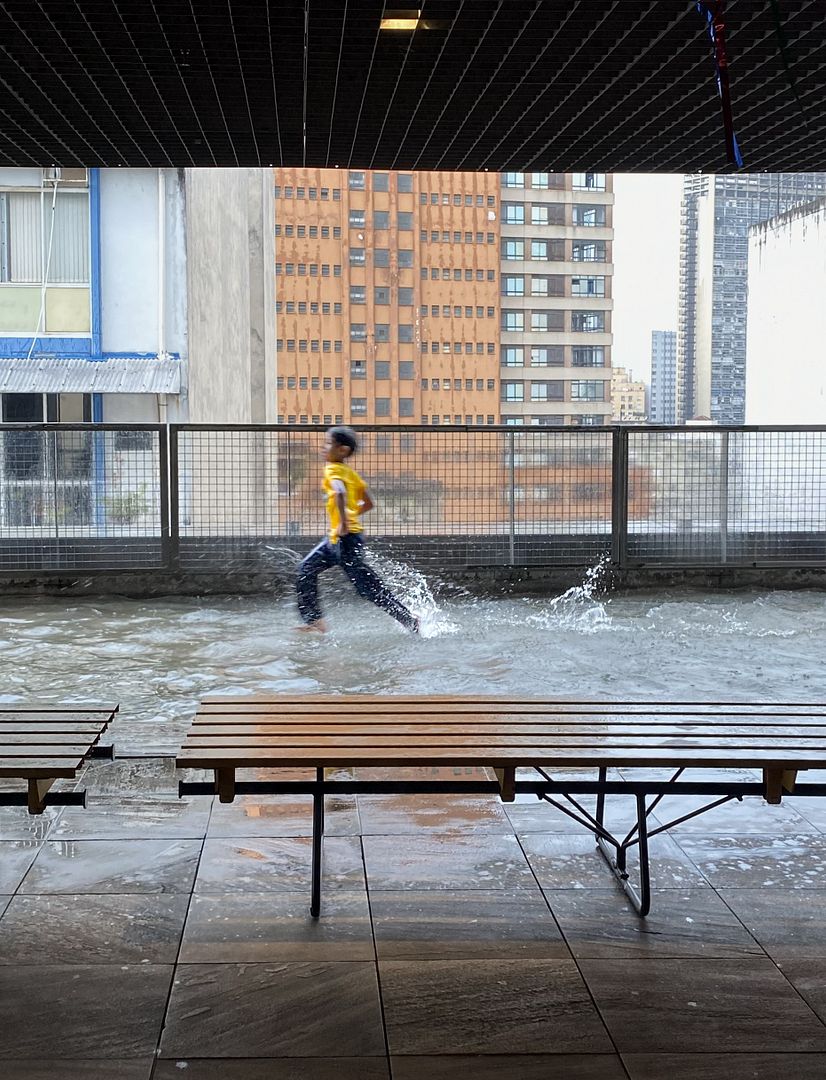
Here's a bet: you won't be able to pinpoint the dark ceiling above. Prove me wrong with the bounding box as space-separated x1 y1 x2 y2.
0 1 824 173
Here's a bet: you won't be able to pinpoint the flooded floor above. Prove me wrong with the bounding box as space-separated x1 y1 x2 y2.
2 565 826 752
3 573 826 1076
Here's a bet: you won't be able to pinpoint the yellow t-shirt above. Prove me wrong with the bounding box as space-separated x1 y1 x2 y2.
323 462 366 542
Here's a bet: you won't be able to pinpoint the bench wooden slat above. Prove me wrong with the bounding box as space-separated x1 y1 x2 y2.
175 746 826 768
0 734 106 746
180 733 826 750
0 724 108 735
196 700 826 716
0 704 119 712
0 758 83 777
199 695 825 709
192 712 826 727
187 722 826 738
0 744 97 758
0 711 113 722
0 708 117 718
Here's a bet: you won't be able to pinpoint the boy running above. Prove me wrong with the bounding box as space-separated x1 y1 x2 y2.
295 426 419 634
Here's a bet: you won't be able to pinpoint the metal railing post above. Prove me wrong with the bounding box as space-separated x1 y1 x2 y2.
158 425 172 572
611 426 629 568
508 429 516 565
167 425 180 573
719 430 729 565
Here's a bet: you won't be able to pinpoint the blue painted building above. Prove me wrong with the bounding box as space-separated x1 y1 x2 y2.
0 166 185 426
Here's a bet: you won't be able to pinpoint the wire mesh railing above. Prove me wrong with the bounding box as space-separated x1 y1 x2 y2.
1 423 825 573
0 424 167 571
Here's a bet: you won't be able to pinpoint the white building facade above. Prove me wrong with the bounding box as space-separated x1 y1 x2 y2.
746 198 826 424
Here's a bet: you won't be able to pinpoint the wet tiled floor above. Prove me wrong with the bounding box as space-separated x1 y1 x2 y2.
2 760 826 1079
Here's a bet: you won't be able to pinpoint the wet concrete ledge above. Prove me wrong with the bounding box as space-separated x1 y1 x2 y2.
1 563 825 598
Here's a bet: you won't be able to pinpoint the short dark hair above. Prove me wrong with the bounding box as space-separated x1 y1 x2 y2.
327 425 358 453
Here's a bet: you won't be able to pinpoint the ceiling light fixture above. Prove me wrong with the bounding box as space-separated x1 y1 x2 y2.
380 9 421 31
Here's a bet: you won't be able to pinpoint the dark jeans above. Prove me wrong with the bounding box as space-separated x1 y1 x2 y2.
296 533 418 631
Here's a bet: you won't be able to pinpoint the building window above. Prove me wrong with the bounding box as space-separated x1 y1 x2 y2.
399 397 414 417
502 346 524 367
502 202 525 224
573 172 607 191
531 311 564 332
351 360 367 379
375 361 390 380
572 311 605 332
533 415 565 426
531 238 565 261
398 212 413 230
350 324 367 341
531 346 564 366
398 249 414 268
530 381 564 401
374 397 391 417
530 172 549 188
573 346 606 367
399 324 414 343
351 398 368 415
502 239 524 260
571 276 606 297
572 241 607 262
503 275 525 296
349 209 365 227
375 324 390 342
350 285 366 304
398 174 413 193
349 171 365 190
350 248 365 265
530 203 565 226
572 205 606 227
374 248 390 267
531 275 564 297
503 172 525 187
571 380 606 401
399 361 415 380
373 172 389 192
501 381 524 402
373 286 390 305
398 287 414 305
374 210 389 230
502 311 524 332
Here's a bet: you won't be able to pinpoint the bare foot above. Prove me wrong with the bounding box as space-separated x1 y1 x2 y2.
294 620 328 634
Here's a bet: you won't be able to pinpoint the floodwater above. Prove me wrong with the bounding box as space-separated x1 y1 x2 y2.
3 556 825 753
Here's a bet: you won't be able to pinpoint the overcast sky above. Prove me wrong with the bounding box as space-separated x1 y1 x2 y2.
611 174 684 382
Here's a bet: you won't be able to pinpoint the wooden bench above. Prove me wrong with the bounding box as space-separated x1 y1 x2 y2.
176 695 826 917
0 705 118 813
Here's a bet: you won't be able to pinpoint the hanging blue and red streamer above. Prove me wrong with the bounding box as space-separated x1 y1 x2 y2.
697 1 744 168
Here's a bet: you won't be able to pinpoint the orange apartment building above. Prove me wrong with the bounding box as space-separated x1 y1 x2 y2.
274 168 500 426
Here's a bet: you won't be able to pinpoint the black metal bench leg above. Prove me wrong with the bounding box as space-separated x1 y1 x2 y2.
631 792 652 917
595 766 607 827
310 767 325 918
595 792 652 917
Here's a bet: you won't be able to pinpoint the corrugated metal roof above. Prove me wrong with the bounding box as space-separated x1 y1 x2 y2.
0 356 181 394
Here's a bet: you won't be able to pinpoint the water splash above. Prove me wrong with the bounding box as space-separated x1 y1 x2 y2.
367 552 459 637
526 553 614 634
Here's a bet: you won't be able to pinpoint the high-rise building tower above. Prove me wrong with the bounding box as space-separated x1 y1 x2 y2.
499 171 614 426
274 169 500 427
650 330 678 424
676 173 826 425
